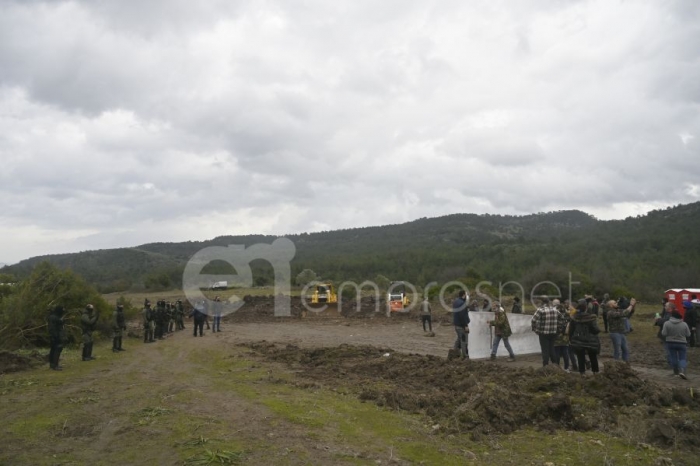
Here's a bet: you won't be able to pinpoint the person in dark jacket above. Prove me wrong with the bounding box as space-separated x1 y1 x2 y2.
511 296 522 314
452 290 470 359
112 304 127 352
662 308 691 379
143 301 155 343
48 305 66 371
568 299 601 377
682 301 698 347
81 304 98 361
190 301 207 337
212 296 222 332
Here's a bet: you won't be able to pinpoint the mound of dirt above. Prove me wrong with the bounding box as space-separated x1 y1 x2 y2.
242 342 700 449
0 350 45 374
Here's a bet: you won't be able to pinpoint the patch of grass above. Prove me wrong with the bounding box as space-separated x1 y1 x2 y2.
184 448 244 465
467 428 675 466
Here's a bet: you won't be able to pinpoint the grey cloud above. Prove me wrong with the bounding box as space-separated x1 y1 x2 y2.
1 0 700 264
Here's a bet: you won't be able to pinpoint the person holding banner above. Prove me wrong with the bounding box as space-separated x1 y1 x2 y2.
488 303 516 361
452 290 470 360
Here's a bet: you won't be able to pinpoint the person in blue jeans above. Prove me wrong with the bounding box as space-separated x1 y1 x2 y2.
607 298 636 362
212 296 222 332
662 306 691 379
488 303 515 361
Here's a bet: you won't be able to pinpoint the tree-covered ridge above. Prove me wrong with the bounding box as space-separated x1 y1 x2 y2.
2 203 699 300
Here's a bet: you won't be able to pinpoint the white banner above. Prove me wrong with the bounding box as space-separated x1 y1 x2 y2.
467 311 541 359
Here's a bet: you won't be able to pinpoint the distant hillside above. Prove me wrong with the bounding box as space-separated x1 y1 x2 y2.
3 203 700 300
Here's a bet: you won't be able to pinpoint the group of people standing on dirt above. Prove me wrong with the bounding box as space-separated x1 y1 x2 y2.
447 292 678 377
47 302 126 371
46 296 226 371
529 296 638 377
141 299 188 343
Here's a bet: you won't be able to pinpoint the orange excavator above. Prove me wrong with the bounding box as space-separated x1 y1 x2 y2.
387 282 410 312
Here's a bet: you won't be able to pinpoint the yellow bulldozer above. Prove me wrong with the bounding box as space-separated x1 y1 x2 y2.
301 283 339 317
309 283 338 305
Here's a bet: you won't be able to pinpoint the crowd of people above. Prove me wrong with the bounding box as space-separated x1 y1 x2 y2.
450 292 699 380
47 296 225 371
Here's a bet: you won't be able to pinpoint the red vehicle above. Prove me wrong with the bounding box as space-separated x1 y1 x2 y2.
664 288 700 317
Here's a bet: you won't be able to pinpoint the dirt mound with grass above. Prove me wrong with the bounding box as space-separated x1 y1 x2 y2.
0 350 45 374
242 342 700 450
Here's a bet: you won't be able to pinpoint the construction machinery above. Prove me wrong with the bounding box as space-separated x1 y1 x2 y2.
309 283 338 305
387 282 410 312
301 283 340 318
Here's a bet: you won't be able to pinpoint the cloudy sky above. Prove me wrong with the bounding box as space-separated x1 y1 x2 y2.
1 0 698 264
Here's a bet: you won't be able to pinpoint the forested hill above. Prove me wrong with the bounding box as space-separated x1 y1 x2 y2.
3 203 699 300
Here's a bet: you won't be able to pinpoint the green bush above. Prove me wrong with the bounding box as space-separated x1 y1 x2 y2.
0 261 109 350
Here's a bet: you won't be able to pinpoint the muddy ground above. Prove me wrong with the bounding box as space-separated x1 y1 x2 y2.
214 297 700 454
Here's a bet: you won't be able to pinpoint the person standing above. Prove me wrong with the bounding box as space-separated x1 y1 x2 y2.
48 305 66 371
143 301 155 343
607 298 637 363
692 294 700 347
531 298 560 367
682 301 698 347
191 301 206 337
421 298 433 333
175 299 185 330
568 299 601 377
488 303 515 361
600 293 610 333
662 307 691 379
511 297 522 314
112 304 127 352
81 304 98 361
212 296 222 332
553 300 572 372
452 290 470 360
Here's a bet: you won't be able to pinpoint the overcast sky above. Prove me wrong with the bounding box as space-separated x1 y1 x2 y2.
1 0 698 264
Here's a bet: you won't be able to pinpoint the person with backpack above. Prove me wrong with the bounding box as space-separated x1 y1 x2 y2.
568 299 601 377
488 302 516 362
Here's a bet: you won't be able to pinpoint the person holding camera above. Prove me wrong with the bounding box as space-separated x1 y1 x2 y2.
607 298 636 363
